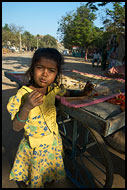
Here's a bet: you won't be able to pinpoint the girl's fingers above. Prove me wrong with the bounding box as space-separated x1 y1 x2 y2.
34 95 43 103
36 100 43 106
29 90 41 97
29 90 38 96
27 90 44 107
29 90 43 100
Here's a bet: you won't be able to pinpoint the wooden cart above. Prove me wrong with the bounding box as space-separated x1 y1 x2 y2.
4 70 125 188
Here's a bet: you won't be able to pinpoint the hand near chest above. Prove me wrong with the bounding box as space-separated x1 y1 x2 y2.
24 90 44 111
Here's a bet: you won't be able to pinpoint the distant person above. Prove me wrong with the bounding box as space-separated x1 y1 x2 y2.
92 50 101 67
7 48 92 188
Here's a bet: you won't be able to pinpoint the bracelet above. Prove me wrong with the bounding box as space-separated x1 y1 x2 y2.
16 112 28 122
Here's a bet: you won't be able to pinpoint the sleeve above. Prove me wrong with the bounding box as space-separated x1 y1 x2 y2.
53 84 67 96
7 88 26 120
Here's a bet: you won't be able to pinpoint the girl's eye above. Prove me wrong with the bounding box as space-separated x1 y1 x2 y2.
36 66 43 69
49 69 56 72
36 66 57 73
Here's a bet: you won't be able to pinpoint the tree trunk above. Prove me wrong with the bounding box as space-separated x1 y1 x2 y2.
85 48 88 61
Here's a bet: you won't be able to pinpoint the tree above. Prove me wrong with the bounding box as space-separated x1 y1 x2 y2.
22 31 34 50
86 2 125 34
2 24 15 46
42 34 58 48
57 4 103 50
2 23 24 48
57 2 125 54
86 2 110 11
2 26 12 46
103 2 125 34
2 23 59 50
3 24 11 32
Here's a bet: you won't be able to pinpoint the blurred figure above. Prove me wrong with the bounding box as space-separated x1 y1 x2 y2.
92 50 101 67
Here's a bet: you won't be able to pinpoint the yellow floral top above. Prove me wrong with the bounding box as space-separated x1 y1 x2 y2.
7 84 67 188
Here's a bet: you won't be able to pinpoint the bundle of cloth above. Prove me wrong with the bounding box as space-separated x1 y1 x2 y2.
109 64 125 76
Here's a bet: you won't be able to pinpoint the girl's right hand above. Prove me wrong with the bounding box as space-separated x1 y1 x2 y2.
83 81 95 96
23 90 44 111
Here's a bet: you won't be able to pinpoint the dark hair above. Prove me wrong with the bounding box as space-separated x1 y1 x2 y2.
24 48 64 86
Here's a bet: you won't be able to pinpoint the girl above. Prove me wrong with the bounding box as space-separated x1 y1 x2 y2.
7 48 93 188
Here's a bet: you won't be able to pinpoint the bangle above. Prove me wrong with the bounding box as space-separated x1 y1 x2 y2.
16 112 28 122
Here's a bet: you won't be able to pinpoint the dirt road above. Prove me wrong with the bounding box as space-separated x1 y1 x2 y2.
2 52 125 188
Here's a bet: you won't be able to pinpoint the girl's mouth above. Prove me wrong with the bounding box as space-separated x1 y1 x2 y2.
40 79 47 83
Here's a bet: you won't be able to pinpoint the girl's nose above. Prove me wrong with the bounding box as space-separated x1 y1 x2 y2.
43 68 48 76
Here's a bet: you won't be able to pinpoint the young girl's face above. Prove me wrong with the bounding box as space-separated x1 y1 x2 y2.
33 57 58 88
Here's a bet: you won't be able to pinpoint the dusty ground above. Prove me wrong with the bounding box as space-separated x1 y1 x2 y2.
2 52 125 188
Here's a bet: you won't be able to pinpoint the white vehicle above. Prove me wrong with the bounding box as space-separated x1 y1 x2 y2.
15 48 19 52
9 47 19 52
63 49 69 55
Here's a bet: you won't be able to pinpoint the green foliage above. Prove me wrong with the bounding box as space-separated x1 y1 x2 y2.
2 24 58 50
2 27 12 46
57 4 103 49
2 23 24 48
41 35 58 48
3 24 11 32
86 2 125 34
22 31 35 50
57 2 125 50
104 2 125 34
86 2 109 11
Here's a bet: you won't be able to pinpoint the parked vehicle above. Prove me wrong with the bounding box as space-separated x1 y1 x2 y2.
9 47 19 52
63 49 69 55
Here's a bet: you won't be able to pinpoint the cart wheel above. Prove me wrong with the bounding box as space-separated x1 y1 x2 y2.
60 122 114 188
104 127 125 153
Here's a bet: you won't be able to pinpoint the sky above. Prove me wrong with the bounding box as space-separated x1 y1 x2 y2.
2 2 125 42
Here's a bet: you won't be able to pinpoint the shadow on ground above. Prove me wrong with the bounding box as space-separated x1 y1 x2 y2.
2 56 32 71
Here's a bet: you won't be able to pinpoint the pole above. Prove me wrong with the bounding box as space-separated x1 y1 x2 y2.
19 33 22 51
37 38 38 49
